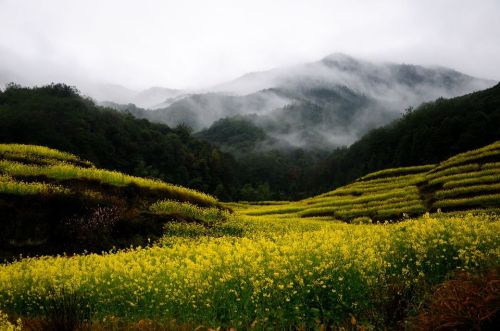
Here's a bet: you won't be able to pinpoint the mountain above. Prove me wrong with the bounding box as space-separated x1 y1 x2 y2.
132 87 184 108
4 53 493 149
135 54 495 149
0 47 184 109
1 82 499 202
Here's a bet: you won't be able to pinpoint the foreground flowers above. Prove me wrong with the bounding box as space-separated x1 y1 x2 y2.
0 213 498 328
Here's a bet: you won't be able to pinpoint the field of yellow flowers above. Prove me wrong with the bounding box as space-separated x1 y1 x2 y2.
0 212 498 329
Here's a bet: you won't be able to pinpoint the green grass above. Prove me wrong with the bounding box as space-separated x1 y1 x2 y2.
150 200 231 225
358 164 434 181
300 200 426 220
245 206 306 216
426 168 500 186
435 183 500 199
428 141 500 173
433 193 500 209
442 174 500 189
322 176 423 197
424 163 481 182
307 188 419 208
0 144 220 208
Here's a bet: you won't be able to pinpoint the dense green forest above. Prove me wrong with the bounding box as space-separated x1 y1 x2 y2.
196 115 270 154
1 83 499 201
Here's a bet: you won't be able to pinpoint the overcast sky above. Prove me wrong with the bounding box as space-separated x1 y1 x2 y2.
0 0 499 90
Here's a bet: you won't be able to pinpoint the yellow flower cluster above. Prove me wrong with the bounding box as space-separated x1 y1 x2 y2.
0 213 498 328
0 174 68 195
0 310 22 331
0 143 88 165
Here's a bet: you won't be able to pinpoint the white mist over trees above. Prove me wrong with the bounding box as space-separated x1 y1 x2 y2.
107 54 495 149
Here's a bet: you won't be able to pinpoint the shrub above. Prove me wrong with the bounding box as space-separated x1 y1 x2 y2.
407 268 499 331
36 287 93 331
63 206 120 249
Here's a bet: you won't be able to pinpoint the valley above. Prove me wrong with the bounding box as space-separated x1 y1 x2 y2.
0 135 499 329
0 54 499 331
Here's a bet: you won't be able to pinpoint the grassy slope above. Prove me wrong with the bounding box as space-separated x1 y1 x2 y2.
2 140 499 233
0 144 222 257
234 141 500 221
0 144 218 206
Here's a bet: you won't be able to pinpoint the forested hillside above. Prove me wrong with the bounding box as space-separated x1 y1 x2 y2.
125 54 493 150
312 82 500 192
0 84 237 198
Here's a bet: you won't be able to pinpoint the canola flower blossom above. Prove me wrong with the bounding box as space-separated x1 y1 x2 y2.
0 310 22 331
0 214 498 328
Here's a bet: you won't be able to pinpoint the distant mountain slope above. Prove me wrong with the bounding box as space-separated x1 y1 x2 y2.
216 53 490 96
142 54 494 148
195 116 271 154
0 84 236 198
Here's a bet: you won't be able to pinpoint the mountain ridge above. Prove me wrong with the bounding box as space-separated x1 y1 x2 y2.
108 54 495 148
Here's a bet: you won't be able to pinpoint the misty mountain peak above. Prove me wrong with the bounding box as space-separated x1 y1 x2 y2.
132 54 494 149
86 53 495 150
321 53 361 69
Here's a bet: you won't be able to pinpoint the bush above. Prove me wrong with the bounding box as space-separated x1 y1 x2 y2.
63 206 120 249
407 268 500 331
36 287 93 331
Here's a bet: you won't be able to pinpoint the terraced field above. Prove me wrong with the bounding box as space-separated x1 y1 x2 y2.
0 144 223 258
234 141 500 221
0 144 217 206
421 141 500 211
